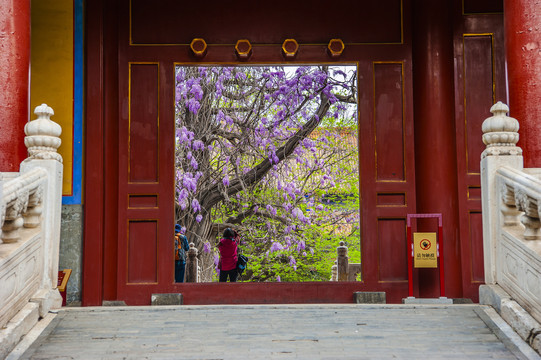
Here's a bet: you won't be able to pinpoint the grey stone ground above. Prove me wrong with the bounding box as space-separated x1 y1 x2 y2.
11 304 540 360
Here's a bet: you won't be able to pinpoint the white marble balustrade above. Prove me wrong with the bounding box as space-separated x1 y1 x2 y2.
481 102 541 331
0 104 64 359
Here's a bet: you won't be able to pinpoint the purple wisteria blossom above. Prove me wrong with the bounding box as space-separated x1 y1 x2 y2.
192 140 205 151
203 242 211 253
266 205 277 217
190 83 203 100
182 173 197 192
289 256 297 271
187 98 200 113
191 199 201 213
269 242 284 252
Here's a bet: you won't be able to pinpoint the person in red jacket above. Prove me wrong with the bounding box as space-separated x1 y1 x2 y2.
217 228 238 282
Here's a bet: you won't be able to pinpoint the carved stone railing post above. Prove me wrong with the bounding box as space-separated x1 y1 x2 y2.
337 241 349 281
515 189 541 240
23 187 44 228
330 261 337 281
335 242 361 281
347 263 362 281
1 194 27 243
481 102 523 284
186 243 199 282
501 184 521 226
20 104 63 289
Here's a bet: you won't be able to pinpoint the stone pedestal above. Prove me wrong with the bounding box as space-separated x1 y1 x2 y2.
353 292 386 304
151 293 183 306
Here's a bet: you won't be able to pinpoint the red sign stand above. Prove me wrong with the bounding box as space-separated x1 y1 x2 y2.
406 213 445 298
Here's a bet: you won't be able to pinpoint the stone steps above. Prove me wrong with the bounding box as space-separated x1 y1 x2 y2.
13 304 540 359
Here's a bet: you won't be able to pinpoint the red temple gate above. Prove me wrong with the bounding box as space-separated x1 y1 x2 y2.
83 0 505 305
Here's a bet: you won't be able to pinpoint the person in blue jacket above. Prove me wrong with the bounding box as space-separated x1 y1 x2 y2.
174 224 189 282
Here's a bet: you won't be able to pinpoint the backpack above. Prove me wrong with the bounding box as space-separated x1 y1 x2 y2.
236 254 248 274
175 234 188 262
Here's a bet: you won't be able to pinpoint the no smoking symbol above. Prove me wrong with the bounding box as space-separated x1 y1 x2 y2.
420 239 431 250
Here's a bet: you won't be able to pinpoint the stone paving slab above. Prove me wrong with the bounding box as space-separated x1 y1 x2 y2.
14 304 537 360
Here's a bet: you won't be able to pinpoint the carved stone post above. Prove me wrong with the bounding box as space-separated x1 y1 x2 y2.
480 102 522 284
186 243 198 283
348 263 362 281
330 261 337 281
501 184 521 226
23 187 44 228
20 104 63 289
1 194 27 243
515 190 541 240
337 241 349 281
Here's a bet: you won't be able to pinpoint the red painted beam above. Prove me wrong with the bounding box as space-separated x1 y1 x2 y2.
0 0 30 171
505 0 541 167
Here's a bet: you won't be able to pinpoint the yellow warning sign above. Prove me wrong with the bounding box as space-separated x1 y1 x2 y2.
413 232 437 268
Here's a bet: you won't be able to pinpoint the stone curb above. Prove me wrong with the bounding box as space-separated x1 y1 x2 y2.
476 306 541 360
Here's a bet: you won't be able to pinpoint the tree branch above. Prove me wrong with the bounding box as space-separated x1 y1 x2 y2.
200 92 331 210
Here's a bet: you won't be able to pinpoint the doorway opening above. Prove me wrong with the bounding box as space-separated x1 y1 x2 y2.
174 65 359 283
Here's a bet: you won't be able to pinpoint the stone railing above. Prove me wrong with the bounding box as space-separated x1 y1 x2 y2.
481 102 541 353
330 241 361 281
0 104 63 358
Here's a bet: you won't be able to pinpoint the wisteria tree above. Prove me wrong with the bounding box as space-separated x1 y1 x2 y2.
175 65 358 281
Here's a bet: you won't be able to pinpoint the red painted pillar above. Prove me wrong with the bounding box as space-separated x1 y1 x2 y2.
0 0 30 171
412 0 462 298
505 0 541 167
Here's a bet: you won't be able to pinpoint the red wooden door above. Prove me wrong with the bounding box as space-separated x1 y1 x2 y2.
359 60 416 296
116 62 176 301
452 7 506 301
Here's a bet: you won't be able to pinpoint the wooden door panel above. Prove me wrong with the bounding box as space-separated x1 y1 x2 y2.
128 63 160 183
117 59 175 302
359 59 414 294
374 62 406 182
468 211 485 283
376 193 406 206
127 220 158 284
377 218 408 282
463 35 495 175
453 12 506 301
128 194 158 208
